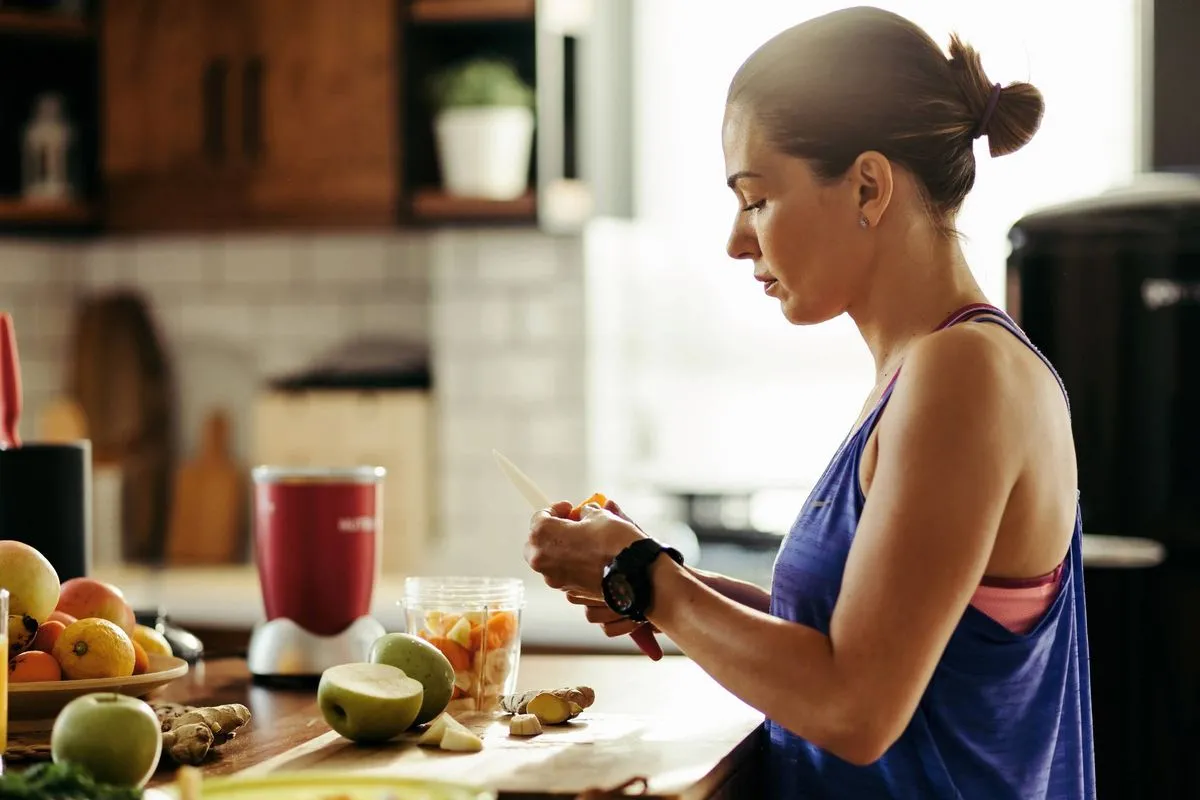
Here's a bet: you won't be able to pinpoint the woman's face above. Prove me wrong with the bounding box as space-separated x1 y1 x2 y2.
722 105 874 325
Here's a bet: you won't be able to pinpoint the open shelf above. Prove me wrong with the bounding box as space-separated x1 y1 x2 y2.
0 198 94 224
0 9 91 39
409 0 535 23
410 188 536 222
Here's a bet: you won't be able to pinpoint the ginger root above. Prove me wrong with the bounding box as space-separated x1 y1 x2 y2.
155 702 251 765
499 687 595 725
508 713 543 736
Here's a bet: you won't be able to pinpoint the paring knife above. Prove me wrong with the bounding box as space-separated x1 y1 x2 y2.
491 449 664 661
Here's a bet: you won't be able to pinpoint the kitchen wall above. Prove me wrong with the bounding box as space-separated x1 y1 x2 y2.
0 228 588 579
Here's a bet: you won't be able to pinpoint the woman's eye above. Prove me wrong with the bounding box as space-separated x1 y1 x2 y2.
741 199 765 213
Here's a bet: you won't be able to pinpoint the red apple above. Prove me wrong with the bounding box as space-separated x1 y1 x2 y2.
55 578 135 634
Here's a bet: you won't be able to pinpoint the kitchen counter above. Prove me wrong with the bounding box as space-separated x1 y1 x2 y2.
142 655 766 798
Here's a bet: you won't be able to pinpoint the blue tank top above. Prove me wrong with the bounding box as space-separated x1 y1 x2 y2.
766 303 1096 799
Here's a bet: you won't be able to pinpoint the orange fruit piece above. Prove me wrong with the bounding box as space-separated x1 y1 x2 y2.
51 618 136 680
131 640 150 675
467 623 485 652
29 620 65 654
569 492 608 521
485 611 519 650
426 636 471 671
9 650 61 682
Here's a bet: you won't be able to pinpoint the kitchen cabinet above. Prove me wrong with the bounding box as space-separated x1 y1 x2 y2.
102 0 251 231
101 0 398 231
240 0 399 227
95 0 631 233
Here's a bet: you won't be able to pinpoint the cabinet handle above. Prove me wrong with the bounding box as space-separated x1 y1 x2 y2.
202 58 229 163
242 56 265 161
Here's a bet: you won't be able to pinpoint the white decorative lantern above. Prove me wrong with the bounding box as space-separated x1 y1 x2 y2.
22 93 75 202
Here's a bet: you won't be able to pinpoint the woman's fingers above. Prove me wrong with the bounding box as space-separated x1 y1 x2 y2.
601 619 643 638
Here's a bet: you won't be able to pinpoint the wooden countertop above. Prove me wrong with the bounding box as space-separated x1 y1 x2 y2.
144 655 766 799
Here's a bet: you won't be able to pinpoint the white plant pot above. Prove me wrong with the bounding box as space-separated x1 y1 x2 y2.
434 106 535 200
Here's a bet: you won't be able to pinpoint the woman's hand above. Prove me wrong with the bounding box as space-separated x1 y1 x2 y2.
565 591 661 638
523 500 645 596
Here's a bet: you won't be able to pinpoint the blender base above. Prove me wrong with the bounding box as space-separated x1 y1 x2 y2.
247 615 387 679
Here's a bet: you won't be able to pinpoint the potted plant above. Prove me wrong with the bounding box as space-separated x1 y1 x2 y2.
428 57 535 200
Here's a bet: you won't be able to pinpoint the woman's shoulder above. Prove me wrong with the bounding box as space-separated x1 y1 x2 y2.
899 321 1030 408
877 319 1057 457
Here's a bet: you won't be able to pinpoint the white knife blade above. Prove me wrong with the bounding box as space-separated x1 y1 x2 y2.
493 449 553 510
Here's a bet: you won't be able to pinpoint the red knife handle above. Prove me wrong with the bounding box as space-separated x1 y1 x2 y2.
0 313 21 449
631 624 663 660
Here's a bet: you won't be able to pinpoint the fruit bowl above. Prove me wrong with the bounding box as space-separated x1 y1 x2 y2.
8 653 188 726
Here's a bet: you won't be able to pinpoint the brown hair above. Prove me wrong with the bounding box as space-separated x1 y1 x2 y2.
727 7 1044 227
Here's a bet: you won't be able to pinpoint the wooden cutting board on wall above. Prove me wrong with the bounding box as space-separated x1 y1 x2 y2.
67 291 175 563
165 409 245 565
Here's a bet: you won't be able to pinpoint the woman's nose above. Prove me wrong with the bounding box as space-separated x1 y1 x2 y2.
726 221 759 261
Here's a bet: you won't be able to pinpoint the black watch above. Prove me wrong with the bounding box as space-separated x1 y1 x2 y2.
601 538 684 622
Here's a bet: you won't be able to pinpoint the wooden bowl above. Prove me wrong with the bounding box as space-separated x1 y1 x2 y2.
8 653 189 728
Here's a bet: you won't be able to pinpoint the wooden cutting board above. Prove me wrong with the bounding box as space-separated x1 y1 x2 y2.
165 409 245 565
233 657 765 799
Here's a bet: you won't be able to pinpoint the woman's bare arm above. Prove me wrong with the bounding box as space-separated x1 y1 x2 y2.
630 328 1025 764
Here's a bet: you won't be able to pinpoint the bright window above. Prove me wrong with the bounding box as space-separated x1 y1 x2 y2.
599 1 1138 500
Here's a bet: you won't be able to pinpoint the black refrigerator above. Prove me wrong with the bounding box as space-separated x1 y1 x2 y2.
1007 173 1200 798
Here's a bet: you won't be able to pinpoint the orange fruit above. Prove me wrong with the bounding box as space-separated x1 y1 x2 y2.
30 620 65 654
569 493 608 521
132 624 172 658
10 650 62 682
131 640 149 675
52 618 136 680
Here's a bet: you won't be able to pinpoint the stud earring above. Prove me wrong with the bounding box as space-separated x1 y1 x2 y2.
859 214 870 229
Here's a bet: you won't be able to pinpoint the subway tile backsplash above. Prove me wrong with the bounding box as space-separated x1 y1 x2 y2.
0 228 589 574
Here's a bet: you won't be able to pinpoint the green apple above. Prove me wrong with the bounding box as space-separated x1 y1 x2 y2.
318 662 424 743
51 692 163 788
369 632 455 726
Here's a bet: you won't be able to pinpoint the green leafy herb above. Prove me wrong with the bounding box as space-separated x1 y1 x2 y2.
0 762 143 799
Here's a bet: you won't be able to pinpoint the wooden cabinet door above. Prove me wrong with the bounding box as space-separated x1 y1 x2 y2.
102 0 252 231
241 0 399 227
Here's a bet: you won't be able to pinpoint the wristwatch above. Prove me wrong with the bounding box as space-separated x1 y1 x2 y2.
601 538 685 622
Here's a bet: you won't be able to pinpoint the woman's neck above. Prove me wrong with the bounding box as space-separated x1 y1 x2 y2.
847 221 988 381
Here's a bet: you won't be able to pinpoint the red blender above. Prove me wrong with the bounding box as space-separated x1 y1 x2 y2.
246 466 387 678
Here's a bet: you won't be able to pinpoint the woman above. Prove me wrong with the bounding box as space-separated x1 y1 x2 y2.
523 7 1094 799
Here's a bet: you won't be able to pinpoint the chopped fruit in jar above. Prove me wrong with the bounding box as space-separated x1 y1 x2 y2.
446 617 472 650
569 493 608 521
427 636 471 672
486 611 518 650
483 648 512 686
468 623 485 651
422 610 447 636
453 669 475 699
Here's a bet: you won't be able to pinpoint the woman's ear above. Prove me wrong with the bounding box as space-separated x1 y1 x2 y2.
851 151 894 227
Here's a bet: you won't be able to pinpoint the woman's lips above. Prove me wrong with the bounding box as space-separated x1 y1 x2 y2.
763 279 779 296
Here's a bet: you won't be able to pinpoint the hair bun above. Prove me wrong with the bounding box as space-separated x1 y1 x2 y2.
947 34 1044 157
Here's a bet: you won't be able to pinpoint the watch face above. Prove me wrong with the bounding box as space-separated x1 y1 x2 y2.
606 572 636 613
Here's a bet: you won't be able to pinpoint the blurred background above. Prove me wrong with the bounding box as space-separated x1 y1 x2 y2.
0 0 1195 794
